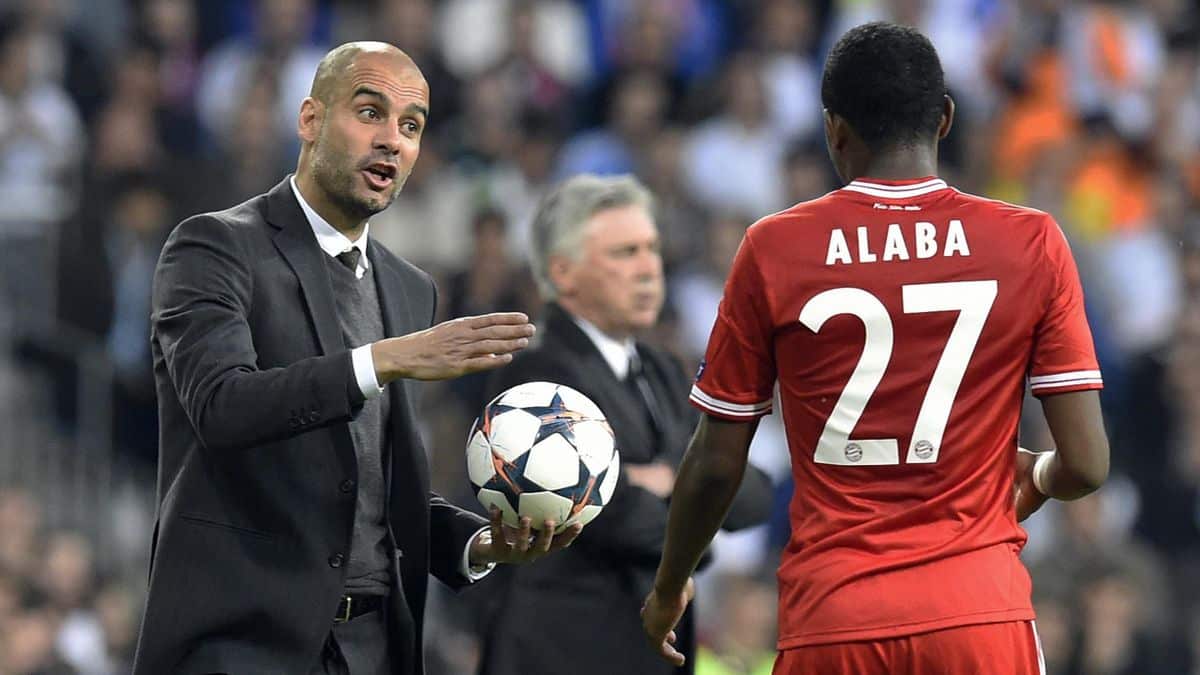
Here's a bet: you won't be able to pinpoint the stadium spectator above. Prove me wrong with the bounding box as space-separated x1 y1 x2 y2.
749 0 823 143
195 0 326 155
638 125 708 267
694 574 777 675
683 52 787 216
0 12 83 329
556 68 670 177
482 109 564 263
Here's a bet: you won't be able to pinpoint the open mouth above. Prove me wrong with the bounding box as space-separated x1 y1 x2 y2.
362 163 397 190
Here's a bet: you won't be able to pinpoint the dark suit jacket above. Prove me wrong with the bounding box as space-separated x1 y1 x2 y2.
133 178 487 675
475 303 773 675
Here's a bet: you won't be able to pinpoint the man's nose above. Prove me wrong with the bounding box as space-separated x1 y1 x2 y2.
374 123 402 155
635 249 662 278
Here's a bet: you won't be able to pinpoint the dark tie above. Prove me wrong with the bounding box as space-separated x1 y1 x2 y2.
627 349 664 440
336 248 362 276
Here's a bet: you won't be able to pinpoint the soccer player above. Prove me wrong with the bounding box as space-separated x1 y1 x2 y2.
642 22 1109 675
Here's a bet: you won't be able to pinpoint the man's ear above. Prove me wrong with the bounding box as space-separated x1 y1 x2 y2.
547 254 576 296
298 97 322 144
824 109 848 152
937 94 955 140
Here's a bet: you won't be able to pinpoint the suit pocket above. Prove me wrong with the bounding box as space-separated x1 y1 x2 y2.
178 513 276 541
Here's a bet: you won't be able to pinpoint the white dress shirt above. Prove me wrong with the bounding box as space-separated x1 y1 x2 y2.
289 177 492 580
572 314 636 379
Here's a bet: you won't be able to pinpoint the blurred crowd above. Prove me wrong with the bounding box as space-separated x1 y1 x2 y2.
1 0 1199 673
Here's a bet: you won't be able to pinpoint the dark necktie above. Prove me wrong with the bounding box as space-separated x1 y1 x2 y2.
627 349 664 439
337 248 362 277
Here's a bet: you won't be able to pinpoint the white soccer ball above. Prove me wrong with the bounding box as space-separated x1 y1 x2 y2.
466 381 620 533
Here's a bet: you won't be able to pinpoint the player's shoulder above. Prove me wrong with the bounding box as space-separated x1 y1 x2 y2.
945 187 1059 231
745 191 844 241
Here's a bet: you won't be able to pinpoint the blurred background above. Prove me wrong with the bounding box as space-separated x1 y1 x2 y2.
0 0 1197 673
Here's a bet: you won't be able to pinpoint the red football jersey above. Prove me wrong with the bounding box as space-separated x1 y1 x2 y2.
690 177 1102 649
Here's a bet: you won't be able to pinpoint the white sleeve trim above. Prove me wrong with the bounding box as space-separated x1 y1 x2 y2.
1029 369 1103 391
689 385 772 418
1029 369 1102 385
351 344 385 400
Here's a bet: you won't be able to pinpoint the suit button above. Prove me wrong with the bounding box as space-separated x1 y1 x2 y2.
289 418 300 428
339 479 355 493
328 553 344 568
308 412 319 423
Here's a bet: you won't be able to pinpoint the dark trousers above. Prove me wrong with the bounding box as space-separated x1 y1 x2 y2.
309 607 393 675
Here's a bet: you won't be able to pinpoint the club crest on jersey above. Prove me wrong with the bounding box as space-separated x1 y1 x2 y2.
825 219 971 265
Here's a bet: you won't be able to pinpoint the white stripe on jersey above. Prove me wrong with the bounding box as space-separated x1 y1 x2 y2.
1029 369 1103 385
1031 378 1104 391
842 179 949 199
689 385 772 418
849 178 946 191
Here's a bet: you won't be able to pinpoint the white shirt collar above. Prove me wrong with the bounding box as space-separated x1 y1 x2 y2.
572 314 636 380
289 176 370 278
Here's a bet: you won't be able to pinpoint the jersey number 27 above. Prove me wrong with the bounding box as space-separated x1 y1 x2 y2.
799 280 997 467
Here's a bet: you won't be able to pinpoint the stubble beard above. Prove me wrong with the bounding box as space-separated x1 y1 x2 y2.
312 135 406 223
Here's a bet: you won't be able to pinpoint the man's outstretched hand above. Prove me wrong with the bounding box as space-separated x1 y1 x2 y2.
641 578 696 667
373 312 535 383
468 507 583 566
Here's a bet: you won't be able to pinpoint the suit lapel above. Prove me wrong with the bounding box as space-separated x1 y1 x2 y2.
543 304 658 464
263 177 358 497
368 240 416 336
265 178 343 356
368 241 431 531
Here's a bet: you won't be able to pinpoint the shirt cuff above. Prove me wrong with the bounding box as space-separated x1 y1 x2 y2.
461 526 496 582
350 344 385 400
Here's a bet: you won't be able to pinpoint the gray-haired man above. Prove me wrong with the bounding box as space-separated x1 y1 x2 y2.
474 174 774 675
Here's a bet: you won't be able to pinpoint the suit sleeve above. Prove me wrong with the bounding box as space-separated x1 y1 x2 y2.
428 492 489 590
153 214 363 453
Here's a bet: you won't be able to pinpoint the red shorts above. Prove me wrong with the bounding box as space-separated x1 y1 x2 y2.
773 621 1045 675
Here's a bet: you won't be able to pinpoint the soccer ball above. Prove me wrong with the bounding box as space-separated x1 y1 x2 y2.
466 381 620 533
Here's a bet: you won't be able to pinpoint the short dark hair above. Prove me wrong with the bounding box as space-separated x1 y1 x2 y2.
821 22 947 151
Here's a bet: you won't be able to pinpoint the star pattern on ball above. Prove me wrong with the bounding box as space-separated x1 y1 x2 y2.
522 391 600 447
483 447 553 500
470 386 616 518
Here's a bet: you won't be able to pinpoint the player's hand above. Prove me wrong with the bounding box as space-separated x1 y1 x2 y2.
625 462 675 499
641 578 695 666
372 313 534 383
468 507 583 566
1014 447 1050 522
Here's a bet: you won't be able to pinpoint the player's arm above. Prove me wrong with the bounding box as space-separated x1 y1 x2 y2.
1015 390 1109 520
653 414 758 592
1039 390 1109 496
660 359 774 532
642 414 757 665
1015 216 1111 520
